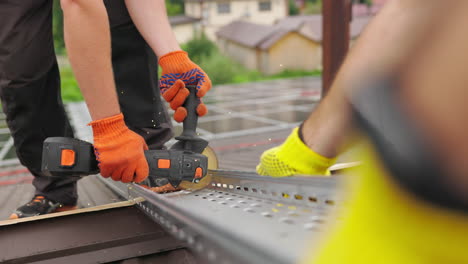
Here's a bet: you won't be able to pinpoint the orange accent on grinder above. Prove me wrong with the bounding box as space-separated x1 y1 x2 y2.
61 149 75 166
195 167 203 178
158 159 171 169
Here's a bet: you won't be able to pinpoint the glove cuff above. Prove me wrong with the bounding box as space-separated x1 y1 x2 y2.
159 50 192 72
278 127 337 175
88 113 128 141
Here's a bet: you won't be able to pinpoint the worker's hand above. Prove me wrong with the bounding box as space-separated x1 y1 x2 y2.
89 113 149 183
159 50 211 122
256 127 337 177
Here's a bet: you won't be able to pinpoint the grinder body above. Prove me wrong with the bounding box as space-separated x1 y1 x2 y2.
41 137 208 186
41 85 210 187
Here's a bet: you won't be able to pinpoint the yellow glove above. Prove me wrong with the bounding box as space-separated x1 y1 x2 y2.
307 139 468 264
256 127 336 177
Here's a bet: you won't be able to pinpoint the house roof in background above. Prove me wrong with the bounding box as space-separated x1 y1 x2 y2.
169 15 201 26
276 15 371 40
274 15 322 30
258 27 295 50
274 15 322 41
216 20 279 48
216 15 372 49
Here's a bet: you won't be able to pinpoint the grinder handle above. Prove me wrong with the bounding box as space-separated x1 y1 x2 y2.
180 85 199 138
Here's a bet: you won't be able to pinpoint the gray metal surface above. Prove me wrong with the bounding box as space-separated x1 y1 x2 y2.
99 171 340 264
0 206 187 264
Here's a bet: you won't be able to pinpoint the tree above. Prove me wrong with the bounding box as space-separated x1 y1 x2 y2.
289 0 300 15
166 0 183 16
182 34 217 64
304 0 322 14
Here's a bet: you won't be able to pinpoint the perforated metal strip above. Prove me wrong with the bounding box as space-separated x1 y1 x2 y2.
99 171 341 264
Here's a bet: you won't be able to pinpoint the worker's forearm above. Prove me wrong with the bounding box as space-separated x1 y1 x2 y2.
124 0 180 57
61 0 120 121
302 0 445 158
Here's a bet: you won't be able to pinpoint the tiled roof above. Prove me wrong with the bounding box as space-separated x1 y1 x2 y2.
216 20 279 48
277 15 371 40
216 15 372 49
258 27 297 50
274 15 322 31
169 15 201 26
216 19 318 50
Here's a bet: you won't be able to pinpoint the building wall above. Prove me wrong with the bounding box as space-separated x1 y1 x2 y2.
264 33 321 75
219 33 321 75
186 0 287 40
172 23 199 44
185 2 202 18
207 0 287 26
218 38 258 70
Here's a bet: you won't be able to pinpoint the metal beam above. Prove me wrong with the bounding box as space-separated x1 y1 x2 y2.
0 206 187 264
322 0 352 95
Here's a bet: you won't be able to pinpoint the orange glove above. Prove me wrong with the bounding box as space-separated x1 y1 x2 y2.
159 50 211 122
89 113 149 183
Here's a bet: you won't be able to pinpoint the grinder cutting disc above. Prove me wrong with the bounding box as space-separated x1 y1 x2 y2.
179 145 218 190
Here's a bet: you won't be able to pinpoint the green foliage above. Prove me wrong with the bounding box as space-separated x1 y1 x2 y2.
232 69 320 84
182 35 260 85
166 0 183 16
53 1 65 54
60 66 83 102
304 0 322 14
182 34 218 64
358 0 373 6
232 70 263 84
198 54 252 85
288 0 299 15
267 69 321 79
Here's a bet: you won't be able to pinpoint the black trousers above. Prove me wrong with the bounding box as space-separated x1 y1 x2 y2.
0 0 173 205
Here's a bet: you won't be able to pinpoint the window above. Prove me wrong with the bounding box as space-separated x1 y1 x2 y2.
217 3 231 14
259 1 271 11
